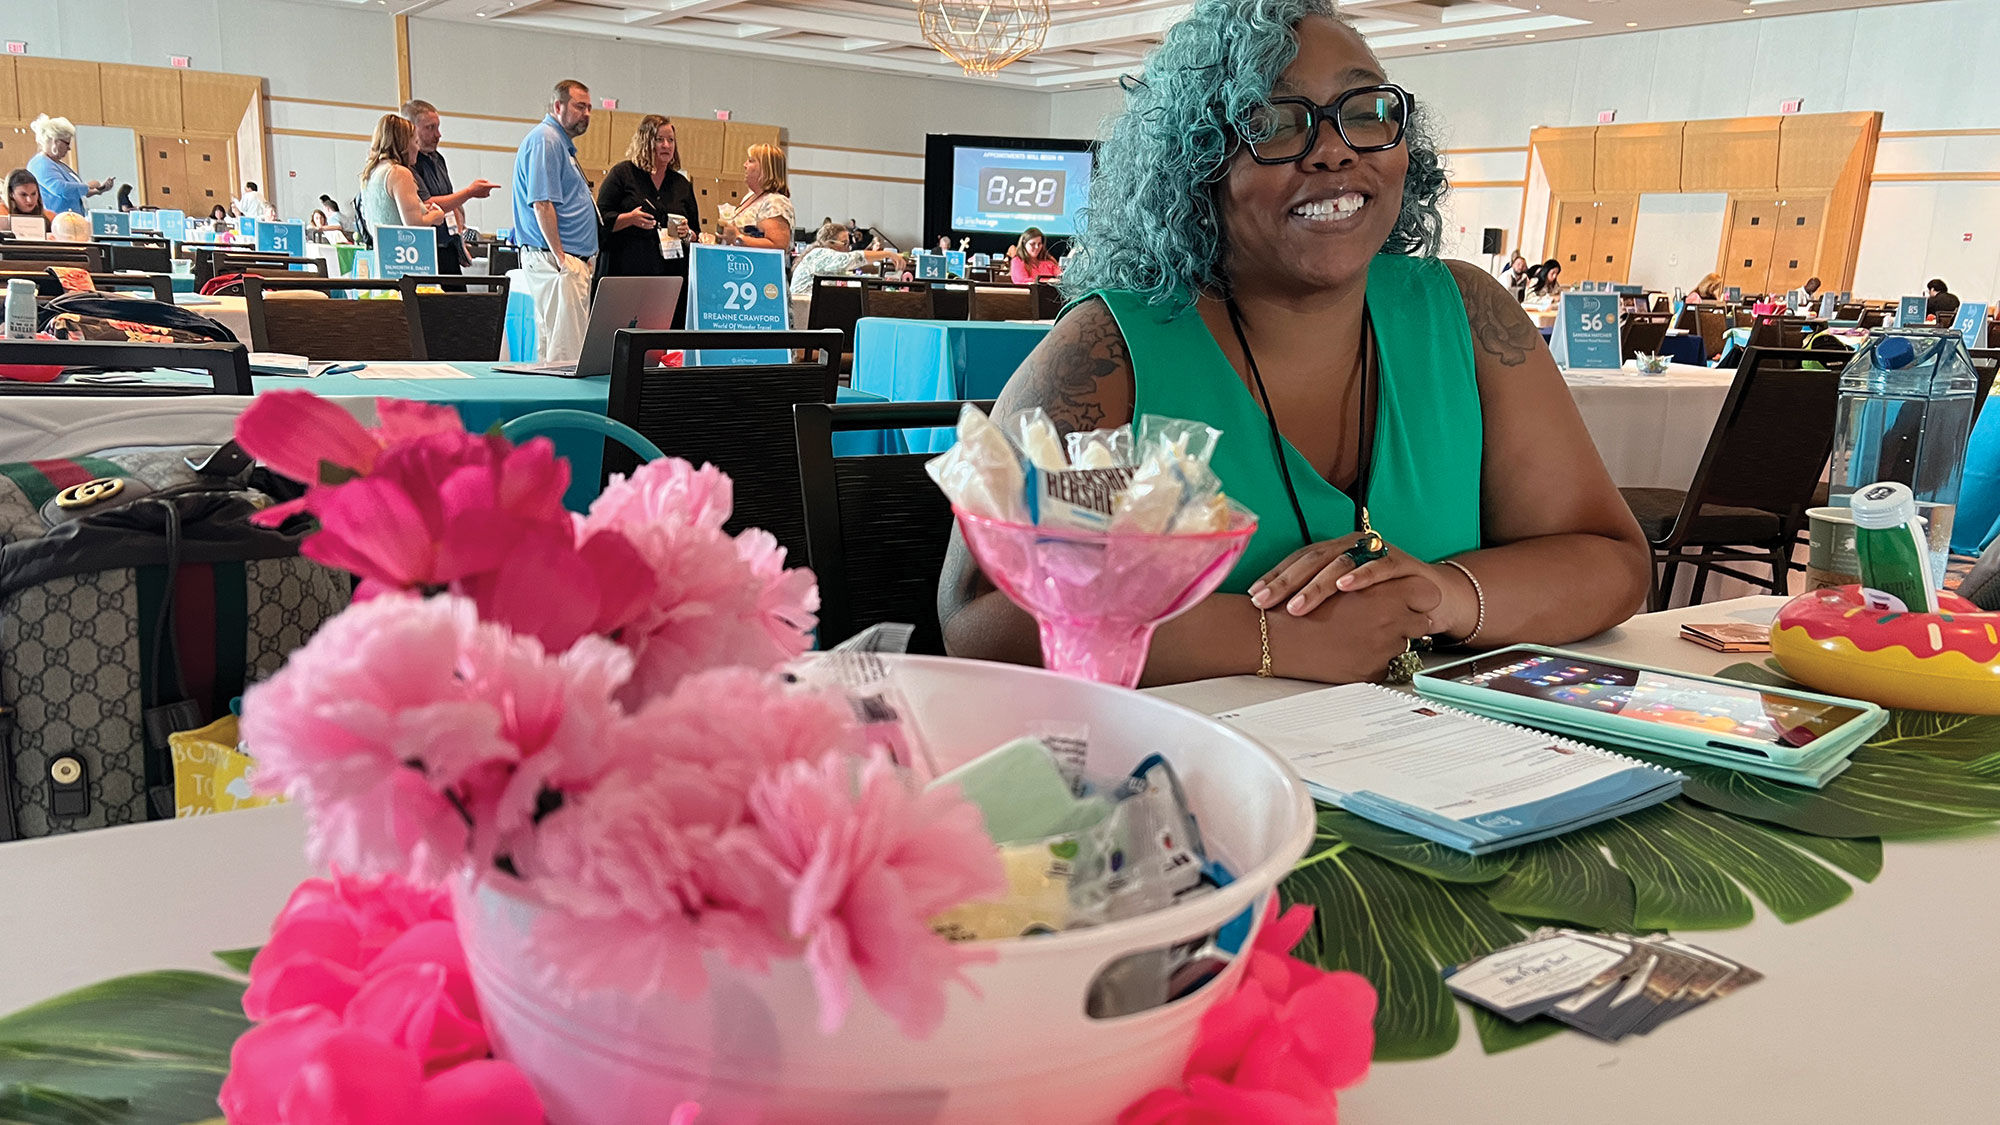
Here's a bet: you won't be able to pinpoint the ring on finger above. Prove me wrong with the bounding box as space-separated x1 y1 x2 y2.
1342 531 1389 568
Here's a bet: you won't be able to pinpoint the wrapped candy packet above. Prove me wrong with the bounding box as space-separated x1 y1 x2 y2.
1012 408 1069 472
925 403 1028 522
1026 464 1136 532
790 624 939 781
1065 425 1135 470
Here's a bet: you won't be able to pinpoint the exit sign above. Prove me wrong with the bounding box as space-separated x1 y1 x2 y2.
1597 109 1616 124
1780 98 1805 115
4 42 25 55
599 97 617 109
715 109 731 121
169 55 190 68
1966 233 1975 243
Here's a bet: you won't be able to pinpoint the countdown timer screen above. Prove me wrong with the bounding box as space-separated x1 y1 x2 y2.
950 146 1092 236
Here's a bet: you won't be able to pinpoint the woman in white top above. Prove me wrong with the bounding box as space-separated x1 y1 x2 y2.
789 221 905 297
717 143 793 251
358 113 443 235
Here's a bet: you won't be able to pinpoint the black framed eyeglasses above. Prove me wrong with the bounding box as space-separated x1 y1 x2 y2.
1244 84 1412 164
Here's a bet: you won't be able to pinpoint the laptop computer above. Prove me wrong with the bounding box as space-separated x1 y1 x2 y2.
496 274 684 378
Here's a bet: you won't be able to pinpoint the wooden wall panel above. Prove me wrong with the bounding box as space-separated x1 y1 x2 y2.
1768 196 1827 294
1531 126 1596 194
573 114 613 171
16 58 102 126
1591 195 1639 283
724 121 782 164
100 63 183 133
1722 198 1781 292
183 136 234 211
0 125 36 174
1682 117 1781 191
141 135 188 209
0 57 19 121
1595 123 1682 194
1785 111 1880 290
180 71 258 134
1552 200 1595 274
674 118 727 176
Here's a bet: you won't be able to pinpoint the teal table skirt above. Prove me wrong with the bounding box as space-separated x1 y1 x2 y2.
849 318 1050 453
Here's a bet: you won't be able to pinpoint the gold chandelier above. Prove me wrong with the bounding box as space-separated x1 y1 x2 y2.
916 0 1052 78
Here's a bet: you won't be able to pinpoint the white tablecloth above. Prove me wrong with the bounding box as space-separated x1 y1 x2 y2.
3 599 1997 1125
1563 363 1735 491
172 293 251 345
0 395 376 462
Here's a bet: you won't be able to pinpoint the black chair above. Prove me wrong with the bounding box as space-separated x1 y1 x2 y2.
606 329 843 569
0 243 105 272
214 251 327 281
1748 314 1824 350
1834 303 1865 322
105 241 173 274
807 275 865 377
0 338 252 395
1620 346 1844 610
1029 281 1063 319
1621 311 1672 360
859 281 935 320
0 270 172 301
929 282 971 321
399 273 509 361
242 275 415 360
1970 349 2000 424
1692 307 1731 361
487 244 521 275
969 284 1035 322
794 399 994 654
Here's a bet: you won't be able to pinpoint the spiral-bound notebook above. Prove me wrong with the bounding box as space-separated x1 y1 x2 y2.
1218 684 1684 855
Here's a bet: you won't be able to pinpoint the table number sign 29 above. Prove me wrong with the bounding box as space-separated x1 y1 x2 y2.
1551 292 1623 370
688 243 789 365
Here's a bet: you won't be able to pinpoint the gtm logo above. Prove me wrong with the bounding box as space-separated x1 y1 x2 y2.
727 256 752 277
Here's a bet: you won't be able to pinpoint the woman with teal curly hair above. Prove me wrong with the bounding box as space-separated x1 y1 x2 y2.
941 0 1651 686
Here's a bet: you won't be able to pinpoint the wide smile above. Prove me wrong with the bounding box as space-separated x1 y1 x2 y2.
1288 191 1371 227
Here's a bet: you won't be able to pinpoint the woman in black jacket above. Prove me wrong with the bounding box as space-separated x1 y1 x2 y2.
594 113 699 324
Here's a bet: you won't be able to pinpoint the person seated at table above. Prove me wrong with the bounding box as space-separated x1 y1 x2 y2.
789 221 904 297
6 169 51 224
1688 273 1723 302
358 113 445 235
211 204 230 222
1927 278 1960 323
1497 252 1530 296
716 144 793 252
309 208 331 231
1010 227 1062 283
938 0 1650 686
1528 258 1563 299
116 184 135 213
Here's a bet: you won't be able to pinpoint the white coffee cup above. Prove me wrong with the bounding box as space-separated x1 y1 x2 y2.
660 214 687 259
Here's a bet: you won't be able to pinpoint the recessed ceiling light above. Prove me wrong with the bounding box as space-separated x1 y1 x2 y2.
1743 7 1757 12
1525 33 1537 39
1626 21 1638 27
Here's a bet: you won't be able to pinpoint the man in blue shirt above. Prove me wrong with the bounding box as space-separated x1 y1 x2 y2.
511 79 597 362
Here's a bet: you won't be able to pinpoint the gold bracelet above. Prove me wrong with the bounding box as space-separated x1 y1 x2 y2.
1440 559 1487 647
1257 609 1274 678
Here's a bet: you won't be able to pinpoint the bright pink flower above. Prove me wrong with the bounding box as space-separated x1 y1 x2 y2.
342 961 491 1074
227 1025 544 1125
747 752 1004 1038
235 392 386 483
243 874 455 1021
1118 899 1375 1125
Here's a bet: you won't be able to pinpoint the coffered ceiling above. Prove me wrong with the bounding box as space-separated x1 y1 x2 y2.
333 0 1943 89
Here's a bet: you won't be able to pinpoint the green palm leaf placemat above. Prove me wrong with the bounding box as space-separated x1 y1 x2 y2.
1279 663 2000 1060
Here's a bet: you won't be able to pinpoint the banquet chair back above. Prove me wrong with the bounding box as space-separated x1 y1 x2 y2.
488 244 521 275
1835 303 1865 321
1856 307 1890 330
1693 308 1730 360
1748 314 1822 350
1621 312 1672 360
0 243 104 272
1029 282 1064 319
1620 346 1843 609
0 338 252 395
929 282 971 321
969 285 1035 322
0 271 172 301
1969 349 1999 423
859 282 935 321
807 276 866 374
215 252 327 280
242 275 415 360
606 329 842 567
794 398 995 653
105 242 173 275
399 274 509 361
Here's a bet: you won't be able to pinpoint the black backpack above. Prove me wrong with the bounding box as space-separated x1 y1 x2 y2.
36 292 239 344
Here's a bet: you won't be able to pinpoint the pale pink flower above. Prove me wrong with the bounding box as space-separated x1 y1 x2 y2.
748 752 1005 1038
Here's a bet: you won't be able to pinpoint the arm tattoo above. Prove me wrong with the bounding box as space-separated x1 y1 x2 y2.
1449 260 1544 369
1001 300 1131 434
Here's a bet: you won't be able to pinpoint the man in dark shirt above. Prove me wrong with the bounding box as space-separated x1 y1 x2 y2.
400 99 498 278
1927 278 1962 323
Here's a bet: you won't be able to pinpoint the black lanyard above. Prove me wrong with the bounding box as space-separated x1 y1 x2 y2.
1224 298 1378 547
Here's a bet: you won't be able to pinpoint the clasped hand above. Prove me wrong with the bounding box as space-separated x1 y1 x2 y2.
1246 533 1472 681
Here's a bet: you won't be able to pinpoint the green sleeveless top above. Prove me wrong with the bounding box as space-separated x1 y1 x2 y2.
1082 254 1485 593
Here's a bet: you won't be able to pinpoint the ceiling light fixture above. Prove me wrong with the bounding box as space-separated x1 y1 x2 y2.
917 0 1052 77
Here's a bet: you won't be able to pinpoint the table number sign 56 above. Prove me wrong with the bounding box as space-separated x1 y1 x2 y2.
1551 292 1623 371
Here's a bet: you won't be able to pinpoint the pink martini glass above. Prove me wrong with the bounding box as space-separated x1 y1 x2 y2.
955 507 1258 688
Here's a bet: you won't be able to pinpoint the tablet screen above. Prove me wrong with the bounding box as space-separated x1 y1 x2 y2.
1442 653 1868 749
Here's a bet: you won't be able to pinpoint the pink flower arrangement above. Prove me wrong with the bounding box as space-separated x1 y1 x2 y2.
1119 900 1377 1125
234 398 1002 1040
220 873 547 1125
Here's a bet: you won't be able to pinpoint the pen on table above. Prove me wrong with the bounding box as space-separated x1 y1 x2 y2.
320 363 367 376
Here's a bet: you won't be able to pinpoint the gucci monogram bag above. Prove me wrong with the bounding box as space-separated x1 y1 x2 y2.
0 447 350 839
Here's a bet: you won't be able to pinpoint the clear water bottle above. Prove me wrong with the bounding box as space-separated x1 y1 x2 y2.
1828 328 1979 587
